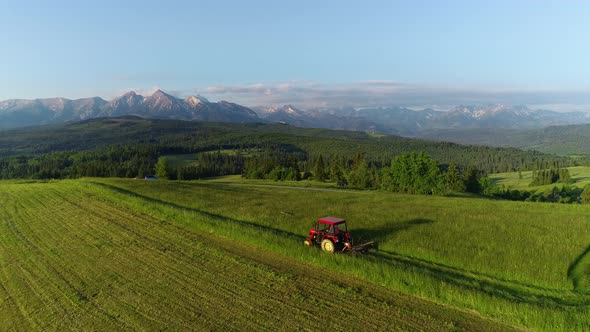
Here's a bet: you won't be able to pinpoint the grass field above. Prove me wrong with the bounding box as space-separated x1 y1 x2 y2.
0 180 519 331
164 154 200 168
2 178 590 330
164 149 263 169
490 166 590 193
206 174 339 188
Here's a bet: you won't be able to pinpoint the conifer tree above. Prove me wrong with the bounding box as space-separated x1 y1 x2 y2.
463 165 481 193
313 154 327 181
155 157 169 179
445 161 465 192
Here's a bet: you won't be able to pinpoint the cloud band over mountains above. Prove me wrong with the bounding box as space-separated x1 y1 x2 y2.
187 81 590 111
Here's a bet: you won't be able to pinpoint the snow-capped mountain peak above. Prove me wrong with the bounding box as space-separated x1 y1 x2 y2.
185 96 205 107
0 90 261 129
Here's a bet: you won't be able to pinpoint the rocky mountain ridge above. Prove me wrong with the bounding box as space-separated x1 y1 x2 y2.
0 90 259 129
3 90 590 135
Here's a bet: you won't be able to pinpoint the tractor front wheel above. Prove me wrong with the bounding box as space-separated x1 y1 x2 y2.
304 239 312 247
321 239 335 253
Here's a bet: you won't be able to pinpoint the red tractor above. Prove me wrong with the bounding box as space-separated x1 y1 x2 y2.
304 216 373 254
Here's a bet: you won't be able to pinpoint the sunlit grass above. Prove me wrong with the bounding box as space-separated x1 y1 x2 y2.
2 178 590 330
1 180 510 330
490 166 590 193
81 177 590 331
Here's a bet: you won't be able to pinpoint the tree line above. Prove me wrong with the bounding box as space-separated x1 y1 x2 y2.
242 150 484 195
1 117 578 177
0 146 159 179
238 150 590 204
0 141 562 199
4 142 590 204
529 167 573 186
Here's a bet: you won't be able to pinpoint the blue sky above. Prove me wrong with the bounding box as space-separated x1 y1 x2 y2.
1 0 590 109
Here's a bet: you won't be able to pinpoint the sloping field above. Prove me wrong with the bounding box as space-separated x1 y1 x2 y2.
93 178 590 291
80 178 590 331
490 166 590 192
0 181 515 331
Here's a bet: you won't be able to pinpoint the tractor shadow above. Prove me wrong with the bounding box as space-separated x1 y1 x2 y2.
568 242 590 292
89 181 305 241
351 218 434 244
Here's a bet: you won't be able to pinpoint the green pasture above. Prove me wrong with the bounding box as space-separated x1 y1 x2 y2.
206 174 338 188
164 149 263 168
490 166 590 193
164 153 200 168
366 132 386 138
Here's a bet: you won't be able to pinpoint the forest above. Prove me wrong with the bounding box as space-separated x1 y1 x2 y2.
0 117 585 201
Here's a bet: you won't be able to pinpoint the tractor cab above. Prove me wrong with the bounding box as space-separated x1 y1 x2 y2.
305 216 352 253
314 217 350 240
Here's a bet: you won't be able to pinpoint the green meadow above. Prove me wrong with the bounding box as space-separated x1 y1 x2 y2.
2 177 590 330
164 149 263 168
490 165 590 193
164 153 201 169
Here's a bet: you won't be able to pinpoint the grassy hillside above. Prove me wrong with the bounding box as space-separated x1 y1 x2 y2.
490 166 590 193
0 180 520 331
418 124 590 155
3 178 589 330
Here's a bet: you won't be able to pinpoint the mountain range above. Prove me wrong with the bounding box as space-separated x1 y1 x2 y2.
3 91 590 136
0 90 259 129
253 104 590 136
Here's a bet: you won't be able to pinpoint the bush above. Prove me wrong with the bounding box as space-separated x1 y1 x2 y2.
382 152 443 195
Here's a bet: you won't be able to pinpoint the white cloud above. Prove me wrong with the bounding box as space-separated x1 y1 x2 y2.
191 81 590 111
204 83 268 94
528 104 590 113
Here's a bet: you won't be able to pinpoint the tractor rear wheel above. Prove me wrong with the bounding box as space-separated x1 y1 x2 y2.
303 239 312 247
321 239 335 253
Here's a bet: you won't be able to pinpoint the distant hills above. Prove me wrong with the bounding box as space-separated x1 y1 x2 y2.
254 104 590 136
0 116 568 175
0 90 259 129
250 105 590 155
417 124 590 155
